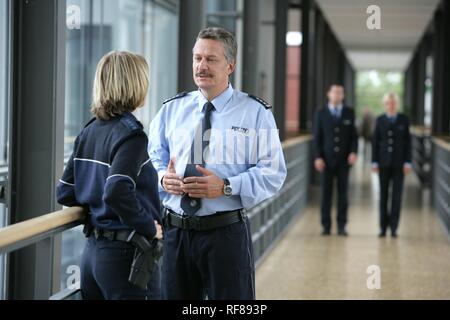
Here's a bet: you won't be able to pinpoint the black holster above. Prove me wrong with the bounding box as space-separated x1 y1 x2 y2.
82 214 94 238
127 231 163 290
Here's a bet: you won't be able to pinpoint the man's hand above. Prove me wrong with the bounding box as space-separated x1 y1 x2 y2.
347 152 358 166
162 158 183 195
181 166 224 199
154 221 163 240
403 165 412 174
314 158 326 172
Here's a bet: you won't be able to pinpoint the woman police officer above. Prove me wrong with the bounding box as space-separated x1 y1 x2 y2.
57 51 163 299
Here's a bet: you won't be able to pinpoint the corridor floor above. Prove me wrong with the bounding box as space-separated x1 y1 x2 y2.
256 155 450 299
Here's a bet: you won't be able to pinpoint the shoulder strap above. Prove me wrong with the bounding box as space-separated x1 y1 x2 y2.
248 94 272 110
163 92 189 105
120 113 143 131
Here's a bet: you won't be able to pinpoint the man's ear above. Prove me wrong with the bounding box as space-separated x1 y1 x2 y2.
228 62 236 76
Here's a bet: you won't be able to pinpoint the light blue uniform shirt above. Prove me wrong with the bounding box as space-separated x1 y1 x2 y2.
148 85 287 216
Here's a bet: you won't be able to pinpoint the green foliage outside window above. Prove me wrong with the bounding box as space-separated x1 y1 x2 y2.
355 70 404 118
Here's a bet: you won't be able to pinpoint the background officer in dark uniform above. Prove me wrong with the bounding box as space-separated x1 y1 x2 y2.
57 51 163 299
314 85 358 236
372 93 412 238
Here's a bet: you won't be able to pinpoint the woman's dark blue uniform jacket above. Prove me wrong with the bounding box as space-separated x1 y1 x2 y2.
56 112 161 239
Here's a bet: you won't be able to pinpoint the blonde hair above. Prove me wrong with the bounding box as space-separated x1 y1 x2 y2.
91 51 149 120
382 92 399 104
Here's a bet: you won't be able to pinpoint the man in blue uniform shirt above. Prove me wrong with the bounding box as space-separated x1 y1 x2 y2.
148 27 287 299
314 85 358 236
372 93 412 238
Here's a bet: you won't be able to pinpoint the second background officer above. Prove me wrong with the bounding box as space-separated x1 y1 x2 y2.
372 93 412 238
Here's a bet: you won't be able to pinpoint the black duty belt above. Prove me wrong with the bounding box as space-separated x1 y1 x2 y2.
164 208 246 231
94 228 133 242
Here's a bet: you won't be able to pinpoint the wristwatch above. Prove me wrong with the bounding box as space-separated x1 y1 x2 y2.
223 178 232 197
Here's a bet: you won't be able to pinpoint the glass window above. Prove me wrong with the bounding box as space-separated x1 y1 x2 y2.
0 0 10 300
424 56 433 128
205 0 237 31
65 0 93 156
204 0 242 90
60 0 179 292
139 0 179 130
257 0 275 103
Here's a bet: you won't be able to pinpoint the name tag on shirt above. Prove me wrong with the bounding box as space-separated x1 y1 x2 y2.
231 126 249 134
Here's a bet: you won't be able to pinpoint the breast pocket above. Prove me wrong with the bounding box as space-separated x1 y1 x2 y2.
343 119 353 126
395 126 406 140
220 129 254 166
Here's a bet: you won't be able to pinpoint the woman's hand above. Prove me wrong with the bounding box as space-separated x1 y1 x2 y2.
154 221 163 240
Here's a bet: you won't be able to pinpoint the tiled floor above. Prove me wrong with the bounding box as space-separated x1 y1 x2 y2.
256 155 450 299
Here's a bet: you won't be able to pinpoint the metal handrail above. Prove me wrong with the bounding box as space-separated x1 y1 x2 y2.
0 163 7 177
0 206 86 254
433 136 450 152
281 134 312 149
410 125 432 137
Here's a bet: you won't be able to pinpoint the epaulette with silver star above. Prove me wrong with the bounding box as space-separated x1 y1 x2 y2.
163 92 188 105
248 94 272 110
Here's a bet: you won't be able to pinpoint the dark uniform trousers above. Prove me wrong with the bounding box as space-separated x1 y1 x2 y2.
161 217 255 300
379 166 404 233
80 235 161 300
321 164 349 231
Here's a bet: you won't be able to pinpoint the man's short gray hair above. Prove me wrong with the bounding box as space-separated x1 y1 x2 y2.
196 27 237 64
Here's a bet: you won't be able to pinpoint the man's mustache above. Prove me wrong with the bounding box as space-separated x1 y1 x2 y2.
196 73 213 78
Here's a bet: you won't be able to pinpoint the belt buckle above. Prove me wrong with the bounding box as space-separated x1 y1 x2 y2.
94 228 100 239
101 229 114 240
109 230 117 241
186 215 201 230
163 207 170 218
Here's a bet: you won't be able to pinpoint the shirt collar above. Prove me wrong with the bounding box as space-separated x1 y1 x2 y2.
328 103 343 113
122 111 143 129
386 113 397 119
197 84 234 113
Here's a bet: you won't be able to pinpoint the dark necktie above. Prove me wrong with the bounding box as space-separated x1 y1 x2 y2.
332 108 340 121
180 102 215 215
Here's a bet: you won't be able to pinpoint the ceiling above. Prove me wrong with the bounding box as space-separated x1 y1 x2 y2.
315 0 440 71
